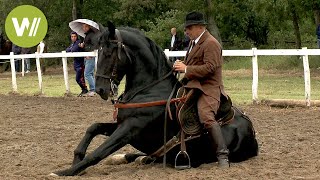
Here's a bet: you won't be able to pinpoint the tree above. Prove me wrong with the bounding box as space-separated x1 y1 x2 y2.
204 0 222 44
313 1 320 25
289 1 302 49
72 0 77 20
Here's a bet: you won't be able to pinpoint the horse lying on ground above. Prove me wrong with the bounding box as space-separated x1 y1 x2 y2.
51 22 258 176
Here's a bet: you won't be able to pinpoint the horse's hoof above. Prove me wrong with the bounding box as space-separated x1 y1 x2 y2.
49 172 59 176
49 169 72 176
135 156 155 165
105 154 128 165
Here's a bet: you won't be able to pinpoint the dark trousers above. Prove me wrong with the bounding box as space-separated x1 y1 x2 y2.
75 65 87 91
14 59 21 72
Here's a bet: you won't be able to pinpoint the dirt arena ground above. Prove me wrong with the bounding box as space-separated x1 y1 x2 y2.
0 94 319 180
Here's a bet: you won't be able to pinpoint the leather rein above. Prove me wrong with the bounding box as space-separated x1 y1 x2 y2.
115 96 185 108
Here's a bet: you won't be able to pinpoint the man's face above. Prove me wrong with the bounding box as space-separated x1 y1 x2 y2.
71 34 77 42
185 25 202 40
171 28 176 36
82 24 90 33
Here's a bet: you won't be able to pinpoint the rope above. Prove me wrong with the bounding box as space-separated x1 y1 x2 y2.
177 89 202 135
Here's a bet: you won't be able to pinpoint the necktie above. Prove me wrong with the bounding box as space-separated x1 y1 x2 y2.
185 41 195 60
188 41 195 53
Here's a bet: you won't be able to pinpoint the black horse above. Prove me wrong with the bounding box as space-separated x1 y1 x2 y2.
52 22 258 176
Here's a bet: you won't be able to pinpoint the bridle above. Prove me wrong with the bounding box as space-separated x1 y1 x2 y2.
95 29 132 101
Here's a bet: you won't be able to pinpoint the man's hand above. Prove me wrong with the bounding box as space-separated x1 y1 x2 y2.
78 43 84 48
173 60 187 73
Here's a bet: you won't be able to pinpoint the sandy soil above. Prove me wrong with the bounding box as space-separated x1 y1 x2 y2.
0 94 319 180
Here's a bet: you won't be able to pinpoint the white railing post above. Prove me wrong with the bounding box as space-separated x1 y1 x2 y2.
9 52 18 93
35 52 43 94
252 47 259 104
302 47 311 107
62 51 70 95
21 58 25 77
164 49 170 59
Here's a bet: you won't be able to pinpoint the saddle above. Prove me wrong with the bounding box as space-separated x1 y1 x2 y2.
171 87 234 169
176 87 234 135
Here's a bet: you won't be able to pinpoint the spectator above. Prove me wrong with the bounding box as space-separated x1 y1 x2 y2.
169 27 182 62
316 23 320 48
66 31 88 97
12 43 21 72
78 23 99 97
21 47 31 73
170 27 182 51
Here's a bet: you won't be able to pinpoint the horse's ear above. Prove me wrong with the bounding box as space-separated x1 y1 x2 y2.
107 21 116 40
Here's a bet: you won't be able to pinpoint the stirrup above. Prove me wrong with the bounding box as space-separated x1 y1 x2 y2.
174 150 191 170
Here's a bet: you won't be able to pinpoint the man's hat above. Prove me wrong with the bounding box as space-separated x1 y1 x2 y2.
184 11 207 28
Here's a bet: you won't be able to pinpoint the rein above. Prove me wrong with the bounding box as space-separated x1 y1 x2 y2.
114 96 185 108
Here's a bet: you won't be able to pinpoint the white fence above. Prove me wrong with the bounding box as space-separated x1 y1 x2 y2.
0 51 98 95
165 47 319 107
0 47 319 106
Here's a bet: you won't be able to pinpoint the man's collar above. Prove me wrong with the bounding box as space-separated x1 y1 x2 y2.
194 30 206 44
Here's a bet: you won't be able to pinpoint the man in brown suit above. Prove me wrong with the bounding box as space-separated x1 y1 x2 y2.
173 11 230 168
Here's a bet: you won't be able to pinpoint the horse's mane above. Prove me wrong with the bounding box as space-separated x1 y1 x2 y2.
118 27 172 77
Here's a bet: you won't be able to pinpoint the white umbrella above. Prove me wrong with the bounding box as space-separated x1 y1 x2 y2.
69 19 100 37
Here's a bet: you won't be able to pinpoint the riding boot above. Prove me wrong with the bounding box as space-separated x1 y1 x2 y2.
207 124 230 168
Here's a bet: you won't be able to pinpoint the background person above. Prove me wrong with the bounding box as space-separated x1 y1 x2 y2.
66 31 88 97
169 27 182 62
173 11 230 168
21 47 31 73
12 43 21 72
170 27 182 51
79 23 99 97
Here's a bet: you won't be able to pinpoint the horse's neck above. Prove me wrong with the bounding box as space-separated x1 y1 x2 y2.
125 67 166 90
123 61 174 101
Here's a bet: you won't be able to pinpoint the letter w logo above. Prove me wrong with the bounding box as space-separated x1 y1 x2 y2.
12 17 41 37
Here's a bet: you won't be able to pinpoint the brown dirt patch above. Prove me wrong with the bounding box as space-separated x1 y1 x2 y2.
0 95 319 179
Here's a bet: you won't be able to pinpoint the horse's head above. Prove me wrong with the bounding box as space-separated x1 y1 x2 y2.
95 22 129 100
96 22 174 101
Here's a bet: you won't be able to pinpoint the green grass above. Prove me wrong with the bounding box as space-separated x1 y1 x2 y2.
224 55 320 70
0 71 81 97
223 69 320 105
1 67 320 105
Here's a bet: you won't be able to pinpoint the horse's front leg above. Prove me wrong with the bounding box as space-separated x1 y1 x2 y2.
51 118 141 176
72 122 118 165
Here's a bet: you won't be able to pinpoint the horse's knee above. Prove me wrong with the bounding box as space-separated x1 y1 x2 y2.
86 123 101 135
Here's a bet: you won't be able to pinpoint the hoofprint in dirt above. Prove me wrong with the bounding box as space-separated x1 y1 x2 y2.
0 95 319 179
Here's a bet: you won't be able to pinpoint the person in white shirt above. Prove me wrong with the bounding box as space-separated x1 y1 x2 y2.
169 27 182 62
